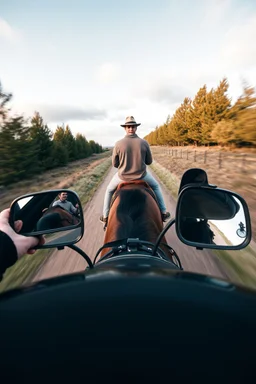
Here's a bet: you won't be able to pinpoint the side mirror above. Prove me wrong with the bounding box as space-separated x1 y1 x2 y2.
10 189 84 248
175 186 251 250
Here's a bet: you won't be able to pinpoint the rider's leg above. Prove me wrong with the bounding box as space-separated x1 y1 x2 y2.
102 172 122 219
142 170 171 220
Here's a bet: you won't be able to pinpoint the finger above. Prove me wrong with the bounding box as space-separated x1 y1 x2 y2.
27 249 36 255
14 220 23 233
28 236 40 249
0 208 11 222
38 236 45 245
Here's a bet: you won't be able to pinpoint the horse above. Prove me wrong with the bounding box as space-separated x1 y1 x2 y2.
35 206 80 231
101 180 173 260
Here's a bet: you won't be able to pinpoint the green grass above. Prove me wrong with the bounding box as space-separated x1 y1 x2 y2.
0 248 52 293
150 160 180 199
0 156 112 293
213 246 256 289
73 157 112 205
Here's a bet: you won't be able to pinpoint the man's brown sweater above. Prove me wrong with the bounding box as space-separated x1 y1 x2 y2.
112 134 153 181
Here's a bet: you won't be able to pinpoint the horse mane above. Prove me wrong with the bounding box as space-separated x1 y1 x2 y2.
114 188 159 241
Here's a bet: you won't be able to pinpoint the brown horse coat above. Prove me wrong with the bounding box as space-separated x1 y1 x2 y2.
101 181 171 258
36 206 79 231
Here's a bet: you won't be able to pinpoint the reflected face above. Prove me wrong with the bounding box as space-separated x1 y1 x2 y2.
59 192 68 201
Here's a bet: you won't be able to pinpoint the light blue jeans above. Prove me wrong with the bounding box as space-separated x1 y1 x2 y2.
102 170 167 218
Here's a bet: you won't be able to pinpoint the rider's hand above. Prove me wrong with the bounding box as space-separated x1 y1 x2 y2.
75 204 79 208
0 209 44 258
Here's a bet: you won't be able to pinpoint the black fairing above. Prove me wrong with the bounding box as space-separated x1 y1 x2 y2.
0 260 256 383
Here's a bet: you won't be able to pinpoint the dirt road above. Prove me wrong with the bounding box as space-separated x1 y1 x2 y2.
32 167 229 282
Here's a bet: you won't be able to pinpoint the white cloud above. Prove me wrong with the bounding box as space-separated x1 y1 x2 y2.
38 104 107 123
11 103 107 124
0 18 20 42
95 62 120 84
134 77 189 105
201 0 232 28
220 15 256 69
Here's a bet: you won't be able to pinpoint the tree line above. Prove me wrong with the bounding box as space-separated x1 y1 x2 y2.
0 81 103 186
144 78 256 147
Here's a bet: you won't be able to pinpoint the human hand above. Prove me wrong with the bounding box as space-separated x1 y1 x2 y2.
0 209 44 259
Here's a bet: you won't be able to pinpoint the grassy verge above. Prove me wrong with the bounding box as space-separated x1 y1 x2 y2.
213 247 256 289
72 157 112 205
0 156 112 293
0 249 53 293
150 161 180 200
150 159 256 289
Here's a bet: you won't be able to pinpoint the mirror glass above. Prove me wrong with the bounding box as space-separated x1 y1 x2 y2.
176 187 250 248
40 228 82 247
10 190 82 237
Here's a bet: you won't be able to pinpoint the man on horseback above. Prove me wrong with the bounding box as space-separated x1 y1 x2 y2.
100 116 170 224
53 192 79 215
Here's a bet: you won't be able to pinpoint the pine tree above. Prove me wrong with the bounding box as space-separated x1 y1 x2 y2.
0 81 12 123
186 85 208 145
171 97 191 145
0 116 39 185
29 112 53 170
228 83 256 146
64 125 77 160
52 141 69 166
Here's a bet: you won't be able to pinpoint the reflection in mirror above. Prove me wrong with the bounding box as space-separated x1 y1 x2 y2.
11 190 82 236
208 198 246 246
42 227 82 247
177 188 249 247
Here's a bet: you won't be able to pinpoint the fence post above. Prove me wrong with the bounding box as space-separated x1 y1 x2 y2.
186 150 188 160
194 150 196 162
181 150 183 159
204 151 207 164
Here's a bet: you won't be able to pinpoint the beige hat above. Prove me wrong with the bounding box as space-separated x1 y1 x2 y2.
120 116 141 127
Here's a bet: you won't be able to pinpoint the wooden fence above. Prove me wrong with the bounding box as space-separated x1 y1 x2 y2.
153 147 256 173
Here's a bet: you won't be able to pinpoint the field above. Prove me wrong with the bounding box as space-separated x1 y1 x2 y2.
151 146 256 242
0 152 112 211
150 145 256 288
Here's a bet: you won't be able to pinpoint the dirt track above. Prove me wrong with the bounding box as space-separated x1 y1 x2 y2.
32 167 229 282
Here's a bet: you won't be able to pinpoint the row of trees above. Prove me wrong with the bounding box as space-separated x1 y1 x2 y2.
144 78 256 147
0 81 103 185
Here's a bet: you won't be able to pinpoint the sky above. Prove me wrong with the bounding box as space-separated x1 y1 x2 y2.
1 0 256 146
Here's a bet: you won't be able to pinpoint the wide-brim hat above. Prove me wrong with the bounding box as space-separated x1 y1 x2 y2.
120 116 141 127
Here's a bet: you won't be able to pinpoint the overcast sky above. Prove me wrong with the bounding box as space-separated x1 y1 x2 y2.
1 0 256 146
